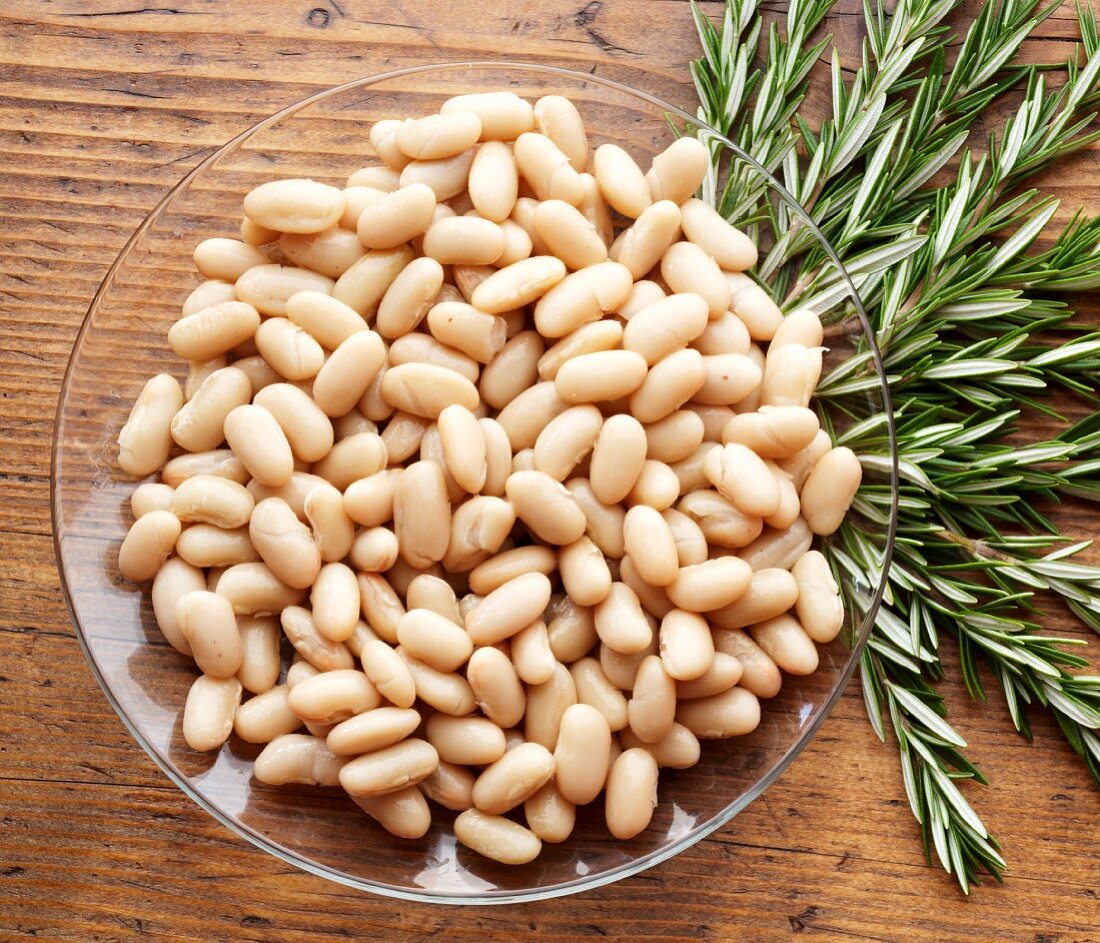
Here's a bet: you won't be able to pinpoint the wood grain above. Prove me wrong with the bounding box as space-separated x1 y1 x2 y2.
1 1 1099 940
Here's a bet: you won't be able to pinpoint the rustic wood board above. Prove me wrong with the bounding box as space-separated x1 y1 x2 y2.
1 1 1098 940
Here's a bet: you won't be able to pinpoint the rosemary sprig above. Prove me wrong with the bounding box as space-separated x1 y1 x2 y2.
692 0 1100 893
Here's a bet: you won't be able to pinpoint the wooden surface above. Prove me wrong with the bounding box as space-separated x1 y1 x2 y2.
2 1 1099 940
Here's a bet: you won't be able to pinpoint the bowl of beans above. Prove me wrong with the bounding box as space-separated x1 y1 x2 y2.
52 61 898 902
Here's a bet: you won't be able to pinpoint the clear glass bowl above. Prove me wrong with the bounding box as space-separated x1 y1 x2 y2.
52 62 898 904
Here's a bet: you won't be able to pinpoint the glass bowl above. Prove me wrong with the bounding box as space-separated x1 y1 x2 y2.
52 61 898 904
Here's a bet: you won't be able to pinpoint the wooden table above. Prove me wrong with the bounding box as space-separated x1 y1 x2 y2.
2 2 1098 939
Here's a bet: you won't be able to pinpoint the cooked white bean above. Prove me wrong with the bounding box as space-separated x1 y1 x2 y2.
442 495 515 571
646 137 709 205
285 290 369 350
604 748 658 839
679 488 763 549
623 293 709 365
710 567 798 630
441 92 536 140
234 614 280 695
675 686 761 738
623 505 679 587
399 149 476 201
514 132 584 203
464 571 552 646
176 590 242 678
468 141 519 222
244 178 345 233
455 809 542 865
628 655 677 743
726 272 783 341
254 733 346 786
661 242 730 318
118 510 180 582
594 582 652 654
569 656 628 731
193 239 269 282
380 362 479 419
338 738 438 797
396 607 473 672
800 446 862 535
680 198 757 271
469 546 556 596
712 627 782 698
534 95 587 171
645 410 705 464
593 144 652 218
355 573 404 647
169 474 253 530
472 742 556 814
666 556 752 613
505 470 587 545
675 651 743 700
171 367 250 452
480 331 545 410
524 661 576 751
420 760 477 811
537 320 622 382
150 557 202 654
281 605 353 671
235 683 302 743
360 638 417 708
118 374 185 477
750 614 820 675
524 782 576 844
309 562 359 642
367 122 411 171
721 406 820 459
554 703 611 805
223 404 294 487
287 668 380 724
625 460 680 511
558 536 612 607
311 331 387 417
236 264 334 318
375 257 444 340
534 199 607 270
398 647 476 715
792 550 844 643
397 111 481 160
279 225 364 279
249 496 321 589
658 609 715 681
472 256 567 313
183 674 243 752
555 350 647 403
427 714 506 766
629 348 707 423
426 301 507 364
760 344 824 408
511 619 556 685
703 442 781 517
353 787 432 839
467 645 526 729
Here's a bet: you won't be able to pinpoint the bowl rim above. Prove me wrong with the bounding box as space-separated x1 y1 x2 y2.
51 59 899 905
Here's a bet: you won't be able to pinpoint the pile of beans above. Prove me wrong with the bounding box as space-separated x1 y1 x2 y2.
116 90 862 865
